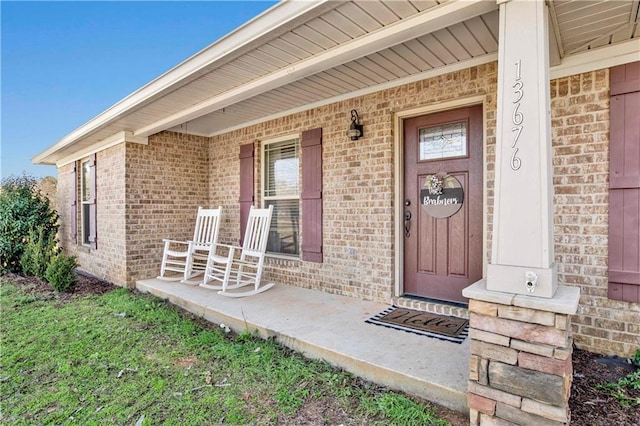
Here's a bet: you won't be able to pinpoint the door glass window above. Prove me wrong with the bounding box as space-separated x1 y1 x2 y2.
419 121 467 160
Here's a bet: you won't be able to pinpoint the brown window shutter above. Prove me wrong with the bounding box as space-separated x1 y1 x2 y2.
608 62 640 302
88 153 97 250
301 128 323 263
71 162 78 244
239 143 255 245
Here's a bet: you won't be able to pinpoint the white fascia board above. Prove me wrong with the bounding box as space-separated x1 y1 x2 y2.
550 38 640 80
32 0 331 165
135 0 498 137
45 131 148 168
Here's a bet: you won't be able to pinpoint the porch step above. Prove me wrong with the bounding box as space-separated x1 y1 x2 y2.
136 279 469 413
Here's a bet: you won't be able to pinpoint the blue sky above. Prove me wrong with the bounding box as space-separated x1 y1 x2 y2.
1 1 277 179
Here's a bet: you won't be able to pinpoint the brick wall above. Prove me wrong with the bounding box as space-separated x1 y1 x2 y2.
209 63 499 302
57 133 209 287
551 69 639 357
124 132 210 285
57 145 127 284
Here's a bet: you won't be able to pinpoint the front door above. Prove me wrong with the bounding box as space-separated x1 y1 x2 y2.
403 105 483 303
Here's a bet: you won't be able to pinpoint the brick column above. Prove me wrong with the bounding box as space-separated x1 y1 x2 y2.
463 281 580 425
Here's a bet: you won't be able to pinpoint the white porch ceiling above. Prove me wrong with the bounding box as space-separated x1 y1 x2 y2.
35 0 640 166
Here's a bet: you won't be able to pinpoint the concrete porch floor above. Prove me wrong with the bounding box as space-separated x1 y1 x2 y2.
136 279 470 413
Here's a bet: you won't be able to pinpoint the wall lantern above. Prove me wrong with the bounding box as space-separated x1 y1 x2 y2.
346 109 363 141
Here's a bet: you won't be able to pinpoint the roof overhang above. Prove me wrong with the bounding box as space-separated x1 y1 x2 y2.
134 0 496 138
32 0 335 165
34 0 640 167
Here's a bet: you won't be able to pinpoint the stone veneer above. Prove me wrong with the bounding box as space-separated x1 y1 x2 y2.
56 63 639 358
464 281 580 425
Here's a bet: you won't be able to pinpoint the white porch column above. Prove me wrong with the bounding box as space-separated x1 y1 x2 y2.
486 0 557 297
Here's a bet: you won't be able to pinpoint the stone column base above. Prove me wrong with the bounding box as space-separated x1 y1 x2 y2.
462 280 580 425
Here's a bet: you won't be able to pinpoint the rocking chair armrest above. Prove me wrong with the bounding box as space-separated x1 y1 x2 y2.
214 243 240 250
231 258 258 267
213 243 241 253
162 238 190 245
211 243 239 260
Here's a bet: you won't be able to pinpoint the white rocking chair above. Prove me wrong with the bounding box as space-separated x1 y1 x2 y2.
201 205 274 297
157 206 222 284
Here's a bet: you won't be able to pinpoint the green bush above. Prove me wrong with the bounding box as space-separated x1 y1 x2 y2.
20 225 60 279
0 175 58 274
45 255 78 292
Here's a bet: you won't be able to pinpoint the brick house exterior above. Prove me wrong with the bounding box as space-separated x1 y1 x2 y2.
52 63 637 358
37 0 639 367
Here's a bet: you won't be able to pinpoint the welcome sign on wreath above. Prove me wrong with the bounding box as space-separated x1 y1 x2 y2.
420 174 464 218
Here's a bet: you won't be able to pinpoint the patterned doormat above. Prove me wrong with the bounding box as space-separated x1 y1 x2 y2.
366 306 469 344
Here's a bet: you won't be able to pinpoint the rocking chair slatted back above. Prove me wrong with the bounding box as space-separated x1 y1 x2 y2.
200 205 274 297
157 206 222 283
193 210 221 248
241 206 272 258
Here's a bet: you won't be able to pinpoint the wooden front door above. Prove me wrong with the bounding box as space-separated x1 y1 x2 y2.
403 105 483 303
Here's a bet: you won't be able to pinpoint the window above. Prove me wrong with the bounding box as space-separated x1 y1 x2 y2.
77 154 97 249
262 138 300 256
244 129 322 262
419 121 467 160
81 159 91 245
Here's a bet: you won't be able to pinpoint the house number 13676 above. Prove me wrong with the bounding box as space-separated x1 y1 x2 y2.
511 59 523 171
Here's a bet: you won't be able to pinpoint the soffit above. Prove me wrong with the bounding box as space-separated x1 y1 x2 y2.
549 0 639 56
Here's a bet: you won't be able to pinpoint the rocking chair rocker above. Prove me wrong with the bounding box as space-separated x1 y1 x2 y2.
200 205 274 297
157 206 222 284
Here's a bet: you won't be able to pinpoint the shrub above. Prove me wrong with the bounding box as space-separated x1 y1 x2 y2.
20 225 60 279
45 255 78 292
0 175 58 274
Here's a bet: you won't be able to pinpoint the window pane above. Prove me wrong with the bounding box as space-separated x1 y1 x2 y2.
264 140 299 197
265 199 299 255
419 121 467 160
82 204 91 245
81 160 91 202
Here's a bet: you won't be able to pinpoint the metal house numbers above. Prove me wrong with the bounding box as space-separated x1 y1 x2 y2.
511 59 524 171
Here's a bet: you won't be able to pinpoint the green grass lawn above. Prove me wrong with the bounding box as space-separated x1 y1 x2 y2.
0 278 450 425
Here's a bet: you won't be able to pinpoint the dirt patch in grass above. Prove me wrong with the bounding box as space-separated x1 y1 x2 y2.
4 272 638 425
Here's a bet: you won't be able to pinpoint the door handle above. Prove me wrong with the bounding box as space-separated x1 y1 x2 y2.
404 210 412 238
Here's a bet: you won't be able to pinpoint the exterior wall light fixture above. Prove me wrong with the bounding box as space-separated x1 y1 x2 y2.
346 109 363 141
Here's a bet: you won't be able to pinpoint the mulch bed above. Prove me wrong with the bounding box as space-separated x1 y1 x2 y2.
3 271 115 301
570 347 639 426
3 272 639 425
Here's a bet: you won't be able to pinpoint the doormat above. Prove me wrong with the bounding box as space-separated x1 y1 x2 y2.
366 306 469 344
